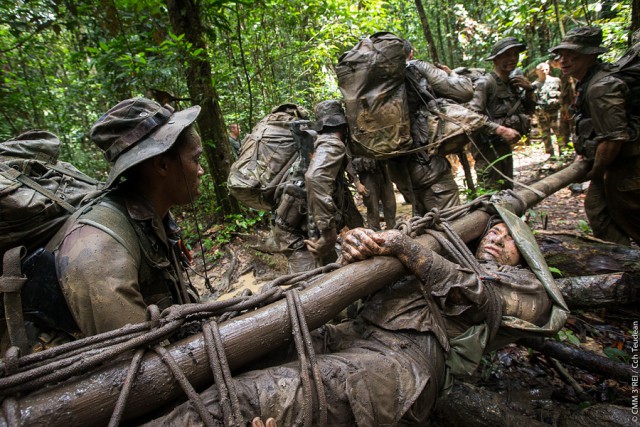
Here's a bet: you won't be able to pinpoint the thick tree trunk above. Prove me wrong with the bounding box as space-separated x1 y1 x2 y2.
536 232 640 277
0 162 589 426
166 0 240 217
555 273 639 308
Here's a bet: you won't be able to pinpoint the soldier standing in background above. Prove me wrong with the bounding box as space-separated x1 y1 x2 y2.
549 59 575 150
532 62 562 157
468 37 536 191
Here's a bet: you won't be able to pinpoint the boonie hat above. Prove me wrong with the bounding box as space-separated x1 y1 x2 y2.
91 97 200 187
486 37 527 61
549 26 608 55
315 100 347 131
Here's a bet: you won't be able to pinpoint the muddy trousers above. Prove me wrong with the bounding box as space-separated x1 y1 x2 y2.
148 322 446 426
585 156 640 246
471 134 514 191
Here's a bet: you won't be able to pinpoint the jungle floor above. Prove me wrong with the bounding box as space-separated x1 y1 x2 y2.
183 136 638 426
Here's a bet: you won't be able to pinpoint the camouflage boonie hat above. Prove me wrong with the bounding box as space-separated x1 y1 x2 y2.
315 100 347 131
91 97 200 187
549 26 608 55
486 37 526 61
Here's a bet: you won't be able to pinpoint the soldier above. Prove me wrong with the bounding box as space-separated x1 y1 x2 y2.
228 123 241 159
49 97 203 336
303 100 363 262
549 58 575 150
550 26 640 245
273 100 363 273
150 215 566 425
468 37 537 191
533 62 562 157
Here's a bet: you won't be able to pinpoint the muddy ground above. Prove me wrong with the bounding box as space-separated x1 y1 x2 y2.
184 138 637 425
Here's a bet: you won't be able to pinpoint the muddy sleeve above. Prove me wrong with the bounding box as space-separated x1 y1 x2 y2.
468 76 500 133
415 61 474 103
55 225 147 336
305 135 346 232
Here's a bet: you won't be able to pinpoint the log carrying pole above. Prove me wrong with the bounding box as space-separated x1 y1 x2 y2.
0 162 589 427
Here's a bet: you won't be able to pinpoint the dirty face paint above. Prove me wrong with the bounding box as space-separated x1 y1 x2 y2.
475 223 521 266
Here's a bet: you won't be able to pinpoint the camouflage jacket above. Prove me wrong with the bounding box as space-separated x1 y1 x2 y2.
305 132 349 233
468 71 536 134
533 75 561 111
574 63 639 159
52 185 197 337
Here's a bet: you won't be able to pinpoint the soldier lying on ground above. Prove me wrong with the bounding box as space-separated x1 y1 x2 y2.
147 211 567 426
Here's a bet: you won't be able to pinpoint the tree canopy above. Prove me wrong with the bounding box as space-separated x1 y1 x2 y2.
0 0 635 218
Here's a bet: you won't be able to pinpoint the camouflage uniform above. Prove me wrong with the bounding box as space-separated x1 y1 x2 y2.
50 98 201 336
150 218 559 426
557 72 575 148
389 58 473 216
468 38 536 191
276 101 362 273
52 185 196 336
533 74 562 155
551 27 640 245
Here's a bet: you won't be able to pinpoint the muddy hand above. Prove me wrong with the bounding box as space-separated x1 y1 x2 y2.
340 228 396 264
304 227 337 258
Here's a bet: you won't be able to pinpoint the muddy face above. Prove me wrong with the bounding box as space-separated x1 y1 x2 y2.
475 223 521 266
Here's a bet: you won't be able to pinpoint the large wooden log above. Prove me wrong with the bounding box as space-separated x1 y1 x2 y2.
0 161 589 426
555 273 639 308
536 232 640 277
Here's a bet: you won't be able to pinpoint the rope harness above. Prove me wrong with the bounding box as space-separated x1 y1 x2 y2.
0 193 525 426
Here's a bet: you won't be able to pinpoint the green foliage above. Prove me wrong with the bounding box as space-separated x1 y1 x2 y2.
577 219 593 235
556 328 581 346
603 346 630 363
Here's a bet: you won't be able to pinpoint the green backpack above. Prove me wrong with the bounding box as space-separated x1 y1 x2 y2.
227 104 310 211
0 130 103 256
336 32 413 159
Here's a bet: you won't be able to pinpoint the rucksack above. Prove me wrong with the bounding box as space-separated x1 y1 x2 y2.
405 63 486 156
452 67 487 89
227 104 309 210
611 41 640 119
336 32 412 159
0 130 103 256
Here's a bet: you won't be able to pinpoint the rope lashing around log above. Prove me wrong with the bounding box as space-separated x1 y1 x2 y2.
0 190 529 425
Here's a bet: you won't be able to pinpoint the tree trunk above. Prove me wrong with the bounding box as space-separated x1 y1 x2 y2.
0 162 590 426
555 273 639 308
166 0 240 217
536 232 640 277
413 0 439 63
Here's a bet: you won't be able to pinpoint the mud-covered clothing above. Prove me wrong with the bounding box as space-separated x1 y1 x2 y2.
387 155 460 217
353 157 396 230
150 250 550 426
275 133 362 273
393 60 471 214
306 133 357 233
574 63 640 245
469 71 536 191
52 185 197 336
533 75 562 155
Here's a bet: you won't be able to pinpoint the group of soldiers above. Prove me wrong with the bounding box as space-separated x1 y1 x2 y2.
5 25 636 425
257 25 638 276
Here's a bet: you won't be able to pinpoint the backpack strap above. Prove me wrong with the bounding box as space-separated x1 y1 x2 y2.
0 163 76 214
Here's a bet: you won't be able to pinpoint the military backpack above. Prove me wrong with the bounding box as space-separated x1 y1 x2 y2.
227 104 310 211
0 130 103 256
336 32 413 159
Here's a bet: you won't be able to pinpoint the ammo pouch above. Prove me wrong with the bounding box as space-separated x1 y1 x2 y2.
275 181 307 232
575 116 598 161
